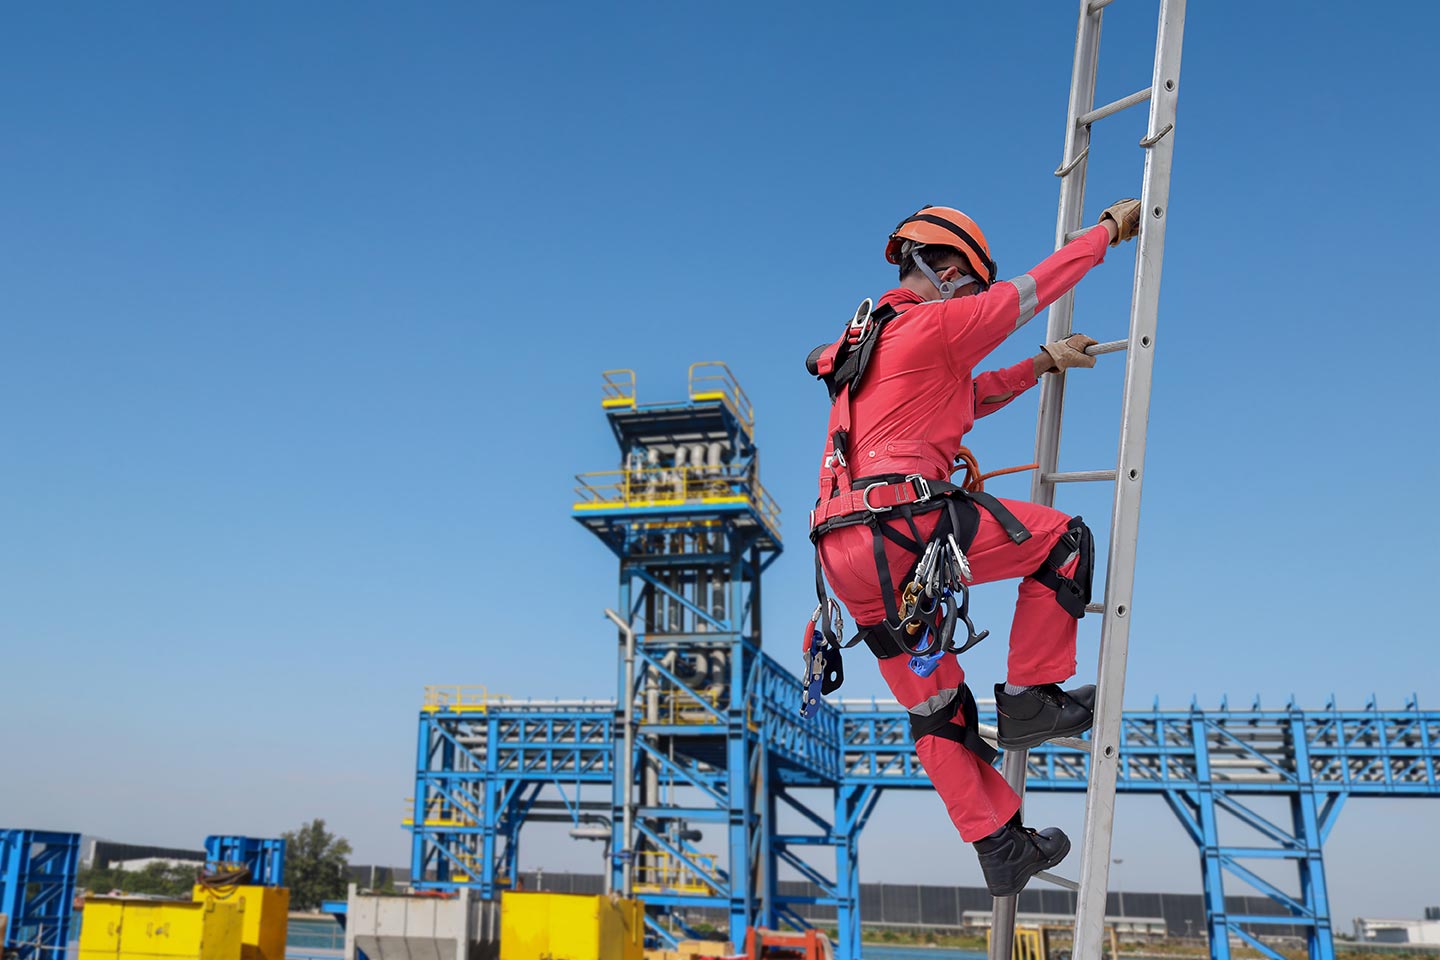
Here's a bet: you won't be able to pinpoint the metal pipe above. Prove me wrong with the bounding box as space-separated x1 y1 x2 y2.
604 608 636 897
470 698 614 708
1041 469 1118 483
1034 869 1081 892
644 646 660 804
1077 87 1151 127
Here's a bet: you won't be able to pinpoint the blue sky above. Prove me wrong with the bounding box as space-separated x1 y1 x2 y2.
3 1 1437 927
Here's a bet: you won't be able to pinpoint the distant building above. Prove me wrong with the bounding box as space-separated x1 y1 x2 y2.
87 840 205 870
110 857 203 872
347 865 412 892
1355 915 1440 945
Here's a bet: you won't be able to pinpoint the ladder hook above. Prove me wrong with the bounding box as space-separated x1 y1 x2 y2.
1054 143 1090 178
1139 122 1174 148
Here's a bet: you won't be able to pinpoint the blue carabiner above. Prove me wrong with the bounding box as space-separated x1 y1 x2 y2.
801 627 828 718
907 625 945 677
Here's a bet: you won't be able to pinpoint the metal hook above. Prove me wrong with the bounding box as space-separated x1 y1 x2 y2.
1054 144 1091 177
1139 123 1174 148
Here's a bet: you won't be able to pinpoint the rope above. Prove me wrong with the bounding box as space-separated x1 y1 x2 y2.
195 862 251 900
954 446 1038 493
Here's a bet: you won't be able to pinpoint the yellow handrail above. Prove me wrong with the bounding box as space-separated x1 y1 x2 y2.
573 464 780 535
630 850 721 894
422 685 509 713
401 797 477 828
601 369 637 409
659 685 726 724
688 362 754 428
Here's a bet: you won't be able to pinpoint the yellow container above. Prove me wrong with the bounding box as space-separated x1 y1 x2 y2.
78 898 124 960
192 885 289 960
500 891 643 960
79 897 243 960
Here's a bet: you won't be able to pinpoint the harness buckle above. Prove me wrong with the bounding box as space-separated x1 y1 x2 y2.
846 297 875 345
861 482 892 513
905 474 932 503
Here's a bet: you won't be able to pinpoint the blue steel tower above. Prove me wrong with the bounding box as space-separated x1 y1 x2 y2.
572 363 787 944
408 364 848 949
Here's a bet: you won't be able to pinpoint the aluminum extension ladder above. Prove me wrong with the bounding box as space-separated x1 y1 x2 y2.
987 1 1187 959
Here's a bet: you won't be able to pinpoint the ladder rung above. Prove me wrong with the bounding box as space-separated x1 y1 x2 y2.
1084 602 1105 614
976 726 1087 752
1087 0 1117 11
1085 340 1127 356
1034 870 1081 892
1041 470 1116 483
1078 88 1151 127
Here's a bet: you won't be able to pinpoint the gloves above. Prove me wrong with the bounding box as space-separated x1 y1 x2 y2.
1040 334 1098 373
1099 198 1142 246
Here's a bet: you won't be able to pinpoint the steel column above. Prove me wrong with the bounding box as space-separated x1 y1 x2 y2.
1290 715 1337 960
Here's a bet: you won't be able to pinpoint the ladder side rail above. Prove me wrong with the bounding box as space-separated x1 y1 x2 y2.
1033 0 1105 511
1070 1 1186 957
989 4 1105 960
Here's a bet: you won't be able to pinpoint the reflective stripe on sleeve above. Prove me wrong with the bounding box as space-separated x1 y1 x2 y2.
1010 273 1039 330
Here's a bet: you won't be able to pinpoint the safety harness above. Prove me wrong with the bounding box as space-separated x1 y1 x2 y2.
797 297 1095 761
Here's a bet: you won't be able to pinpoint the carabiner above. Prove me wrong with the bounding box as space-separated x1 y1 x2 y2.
945 582 990 656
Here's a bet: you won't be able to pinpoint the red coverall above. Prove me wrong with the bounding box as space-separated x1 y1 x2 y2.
816 225 1111 841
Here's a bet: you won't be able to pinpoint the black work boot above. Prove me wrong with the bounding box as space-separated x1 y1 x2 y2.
994 683 1096 750
974 819 1072 897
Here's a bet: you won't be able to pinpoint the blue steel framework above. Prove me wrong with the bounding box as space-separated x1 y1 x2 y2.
408 373 1440 960
204 835 287 886
0 830 80 960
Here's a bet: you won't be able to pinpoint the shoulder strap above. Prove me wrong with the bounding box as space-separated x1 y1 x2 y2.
814 298 898 498
805 301 898 402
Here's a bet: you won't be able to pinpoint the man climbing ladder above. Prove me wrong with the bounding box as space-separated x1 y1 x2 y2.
805 200 1142 895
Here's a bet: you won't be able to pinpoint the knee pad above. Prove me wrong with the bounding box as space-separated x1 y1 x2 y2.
906 681 998 764
1032 515 1094 619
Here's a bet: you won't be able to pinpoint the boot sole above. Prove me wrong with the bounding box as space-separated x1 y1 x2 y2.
986 832 1073 898
996 714 1095 751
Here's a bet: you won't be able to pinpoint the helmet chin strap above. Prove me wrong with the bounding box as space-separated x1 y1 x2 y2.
911 250 977 301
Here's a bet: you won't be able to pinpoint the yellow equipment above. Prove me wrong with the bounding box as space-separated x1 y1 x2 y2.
79 897 243 960
500 891 643 960
987 922 1122 960
192 884 289 960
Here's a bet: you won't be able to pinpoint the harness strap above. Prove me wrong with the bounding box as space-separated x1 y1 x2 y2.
967 490 1031 546
859 622 910 660
813 303 900 502
822 380 855 497
907 681 998 765
812 473 1031 644
811 473 935 527
810 474 1031 546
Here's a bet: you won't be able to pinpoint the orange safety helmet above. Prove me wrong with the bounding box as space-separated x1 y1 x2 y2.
885 205 997 288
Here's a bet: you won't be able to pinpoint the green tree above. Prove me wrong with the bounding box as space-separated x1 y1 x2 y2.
76 862 198 898
282 819 352 911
